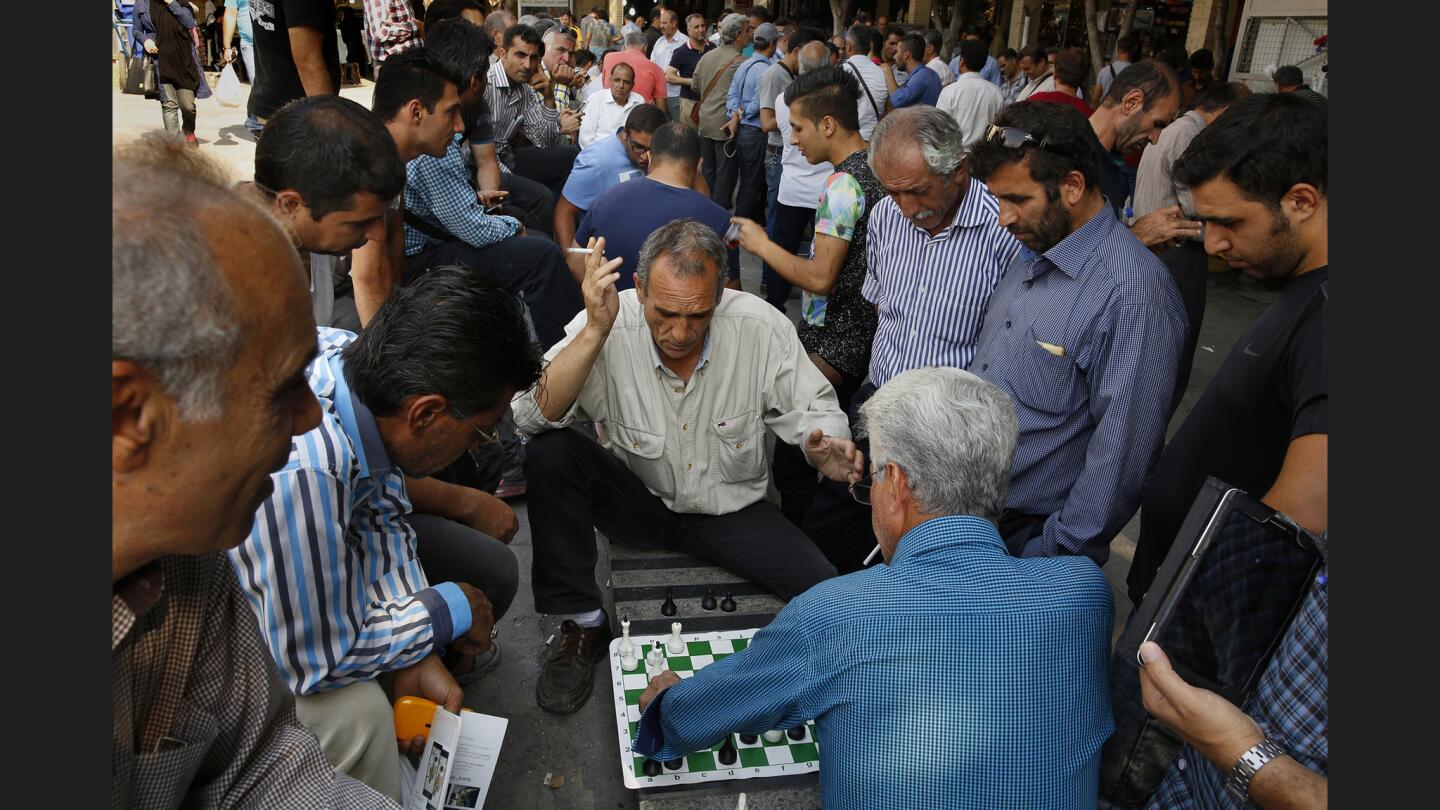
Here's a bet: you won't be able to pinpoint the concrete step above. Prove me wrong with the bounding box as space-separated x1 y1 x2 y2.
602 540 786 638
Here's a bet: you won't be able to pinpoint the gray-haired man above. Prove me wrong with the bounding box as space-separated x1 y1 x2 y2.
692 13 753 207
511 221 862 715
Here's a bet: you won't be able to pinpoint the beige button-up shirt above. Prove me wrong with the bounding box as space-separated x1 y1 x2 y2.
512 289 850 515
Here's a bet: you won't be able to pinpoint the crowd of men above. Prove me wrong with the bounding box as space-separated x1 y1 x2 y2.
114 3 1328 808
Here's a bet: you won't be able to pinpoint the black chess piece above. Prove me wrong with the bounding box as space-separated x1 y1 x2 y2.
701 588 717 611
642 758 663 777
787 725 807 742
719 591 737 613
660 586 677 617
664 756 684 770
717 734 738 766
738 733 758 745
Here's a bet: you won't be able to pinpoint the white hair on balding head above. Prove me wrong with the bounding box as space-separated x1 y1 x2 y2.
623 31 647 49
798 40 829 74
543 27 574 46
719 13 747 45
868 105 969 176
858 367 1018 521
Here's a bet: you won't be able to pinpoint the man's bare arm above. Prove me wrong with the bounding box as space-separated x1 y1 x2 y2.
289 26 336 96
553 194 584 255
350 207 405 326
470 142 504 194
1261 433 1327 533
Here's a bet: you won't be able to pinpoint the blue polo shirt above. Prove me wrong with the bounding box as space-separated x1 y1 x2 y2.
890 64 942 107
560 132 646 212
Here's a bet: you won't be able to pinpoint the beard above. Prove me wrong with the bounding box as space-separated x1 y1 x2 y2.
1010 195 1073 253
1239 212 1306 289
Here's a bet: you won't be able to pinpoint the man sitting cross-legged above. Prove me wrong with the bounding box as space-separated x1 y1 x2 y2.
635 367 1115 810
511 220 863 715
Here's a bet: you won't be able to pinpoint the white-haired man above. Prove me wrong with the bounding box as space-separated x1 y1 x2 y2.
692 13 753 206
635 367 1114 809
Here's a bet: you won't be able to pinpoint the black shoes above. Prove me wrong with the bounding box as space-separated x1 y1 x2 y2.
536 618 613 714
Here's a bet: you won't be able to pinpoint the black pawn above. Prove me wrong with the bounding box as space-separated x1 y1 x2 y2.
719 591 737 613
738 733 758 745
787 726 807 742
642 758 662 777
717 734 738 766
660 586 677 617
701 588 718 611
664 756 684 770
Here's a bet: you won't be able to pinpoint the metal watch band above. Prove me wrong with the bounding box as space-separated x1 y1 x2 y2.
1224 738 1286 801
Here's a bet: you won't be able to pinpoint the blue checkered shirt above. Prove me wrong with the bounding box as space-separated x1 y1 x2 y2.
404 140 521 256
1147 537 1329 809
971 206 1186 563
634 515 1115 809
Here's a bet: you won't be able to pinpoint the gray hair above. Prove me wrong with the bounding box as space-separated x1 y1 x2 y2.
635 219 728 299
798 41 830 74
869 105 969 176
719 13 748 45
859 367 1018 521
112 136 253 421
624 31 648 49
542 27 574 46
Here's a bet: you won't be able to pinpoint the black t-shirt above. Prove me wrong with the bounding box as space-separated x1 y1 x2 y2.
1089 130 1128 219
645 26 662 54
248 0 341 120
1128 267 1328 605
669 40 714 101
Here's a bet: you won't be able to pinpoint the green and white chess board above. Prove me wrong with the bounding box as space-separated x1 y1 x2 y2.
608 628 820 789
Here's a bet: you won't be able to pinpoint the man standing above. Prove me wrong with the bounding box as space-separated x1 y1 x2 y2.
923 30 954 85
726 22 782 222
967 99 1186 563
553 104 672 257
635 367 1114 810
1087 59 1182 218
486 25 582 201
950 24 1002 86
884 33 941 108
997 47 1027 105
220 0 254 82
112 137 393 809
362 0 422 71
692 13 752 208
1092 35 1136 101
757 30 825 310
880 25 908 85
937 39 1005 149
1014 44 1054 102
666 13 714 128
1273 65 1328 113
246 0 340 136
649 8 686 120
1029 47 1095 116
513 221 861 715
842 25 887 139
579 61 645 148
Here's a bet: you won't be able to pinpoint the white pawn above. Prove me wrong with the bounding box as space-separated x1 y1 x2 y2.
666 621 686 655
762 730 785 744
620 641 638 671
618 616 635 659
645 641 665 680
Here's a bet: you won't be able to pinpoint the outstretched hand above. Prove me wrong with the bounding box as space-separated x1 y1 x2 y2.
802 429 864 485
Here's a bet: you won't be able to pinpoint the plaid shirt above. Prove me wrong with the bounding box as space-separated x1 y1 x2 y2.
362 0 421 63
1147 535 1329 809
404 140 521 255
485 59 561 168
113 553 395 808
1001 71 1029 105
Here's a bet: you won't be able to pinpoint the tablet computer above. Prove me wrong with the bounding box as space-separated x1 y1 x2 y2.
1116 476 1322 704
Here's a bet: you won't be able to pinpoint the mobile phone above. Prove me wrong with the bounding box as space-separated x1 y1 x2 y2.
394 695 439 742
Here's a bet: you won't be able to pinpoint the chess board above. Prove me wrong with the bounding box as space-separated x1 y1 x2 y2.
608 628 820 789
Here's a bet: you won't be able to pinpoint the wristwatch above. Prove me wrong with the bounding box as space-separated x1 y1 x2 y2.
1224 738 1286 801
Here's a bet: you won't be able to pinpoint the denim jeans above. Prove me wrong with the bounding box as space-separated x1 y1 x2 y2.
762 199 815 312
1097 619 1185 808
701 136 739 209
159 83 196 135
734 124 769 221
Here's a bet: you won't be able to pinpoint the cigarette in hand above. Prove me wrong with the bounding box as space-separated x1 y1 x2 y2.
565 247 595 255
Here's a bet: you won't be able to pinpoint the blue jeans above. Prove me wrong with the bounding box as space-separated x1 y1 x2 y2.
734 124 769 221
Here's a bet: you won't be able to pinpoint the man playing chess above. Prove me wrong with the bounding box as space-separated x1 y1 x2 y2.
633 368 1115 809
511 220 862 715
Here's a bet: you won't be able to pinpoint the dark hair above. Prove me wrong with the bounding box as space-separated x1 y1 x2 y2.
608 60 635 80
961 23 980 37
748 7 770 22
572 47 595 67
649 121 702 166
787 63 861 133
867 26 884 57
624 103 670 135
426 18 494 92
371 49 462 122
502 23 542 51
786 26 823 55
853 11 871 25
424 0 485 28
1156 46 1188 74
1172 93 1326 208
924 30 943 52
1114 35 1137 58
884 24 905 40
958 39 988 73
969 100 1099 200
1193 80 1250 112
1019 43 1045 64
844 24 869 54
1053 47 1088 88
1102 58 1178 110
1001 47 1018 61
1188 48 1215 71
1273 65 1304 88
255 96 404 219
343 268 542 417
899 33 925 63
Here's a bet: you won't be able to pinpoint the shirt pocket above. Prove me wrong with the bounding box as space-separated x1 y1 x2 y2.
712 410 765 484
127 707 220 808
1006 330 1081 416
608 420 676 497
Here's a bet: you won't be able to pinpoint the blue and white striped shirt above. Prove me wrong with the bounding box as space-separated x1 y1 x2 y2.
230 327 473 695
861 179 1021 387
404 139 521 257
971 206 1186 563
635 515 1114 809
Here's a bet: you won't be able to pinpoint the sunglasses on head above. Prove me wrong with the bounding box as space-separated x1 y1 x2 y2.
984 124 1055 151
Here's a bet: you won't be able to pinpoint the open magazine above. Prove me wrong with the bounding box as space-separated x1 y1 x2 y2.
405 707 509 810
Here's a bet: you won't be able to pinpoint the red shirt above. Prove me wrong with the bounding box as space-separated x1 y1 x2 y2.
1028 91 1094 119
601 49 667 103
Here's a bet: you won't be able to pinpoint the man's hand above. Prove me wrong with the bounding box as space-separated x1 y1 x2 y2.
721 112 739 140
802 429 865 484
529 71 553 98
450 582 496 656
220 46 235 67
638 670 681 712
728 216 769 253
665 65 682 84
558 109 583 136
478 189 510 211
454 488 519 543
1138 641 1265 769
552 64 577 85
580 236 625 338
1129 205 1204 249
144 39 159 55
392 655 464 754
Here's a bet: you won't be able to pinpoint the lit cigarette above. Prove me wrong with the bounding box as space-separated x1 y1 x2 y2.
863 544 882 566
565 247 595 254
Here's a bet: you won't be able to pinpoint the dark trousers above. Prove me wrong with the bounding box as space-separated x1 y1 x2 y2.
1098 617 1184 808
734 125 769 221
762 201 814 312
801 382 879 572
502 170 556 237
403 236 582 348
701 136 739 210
513 144 581 205
410 513 519 621
774 371 861 527
524 428 839 615
1162 241 1210 416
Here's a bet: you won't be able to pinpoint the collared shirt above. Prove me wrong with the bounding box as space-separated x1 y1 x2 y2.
862 179 1021 388
690 43 745 139
650 30 687 98
1000 70 1028 105
230 328 475 696
843 56 888 140
547 65 574 112
948 52 1004 87
113 553 395 809
937 71 1006 148
361 0 420 63
404 139 521 256
512 289 849 515
559 133 646 211
726 51 776 128
927 56 954 85
634 515 1114 810
1148 539 1329 809
578 90 644 149
484 59 560 168
1134 110 1207 220
889 63 941 107
758 60 795 148
1016 70 1054 102
970 206 1186 563
669 38 713 101
1096 59 1131 99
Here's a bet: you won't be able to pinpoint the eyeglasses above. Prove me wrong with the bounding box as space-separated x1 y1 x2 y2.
984 124 1054 151
451 408 501 447
849 467 886 505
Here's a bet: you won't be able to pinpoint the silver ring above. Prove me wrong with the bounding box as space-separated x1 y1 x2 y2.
490 627 499 639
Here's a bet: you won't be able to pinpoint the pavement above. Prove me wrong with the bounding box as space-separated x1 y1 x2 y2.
114 70 1282 809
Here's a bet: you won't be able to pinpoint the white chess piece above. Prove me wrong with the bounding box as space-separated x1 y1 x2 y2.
645 640 665 680
762 730 785 744
618 616 635 659
666 621 686 655
620 643 638 671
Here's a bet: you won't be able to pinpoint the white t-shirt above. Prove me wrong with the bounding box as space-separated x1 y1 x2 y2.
650 32 687 98
775 90 831 209
927 57 955 86
843 56 887 141
579 91 645 149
